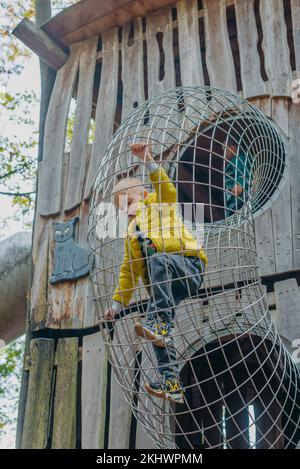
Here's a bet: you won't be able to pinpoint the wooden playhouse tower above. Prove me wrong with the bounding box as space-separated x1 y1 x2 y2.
14 0 300 448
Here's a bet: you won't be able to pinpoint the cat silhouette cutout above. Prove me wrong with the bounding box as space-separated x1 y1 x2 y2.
50 217 92 284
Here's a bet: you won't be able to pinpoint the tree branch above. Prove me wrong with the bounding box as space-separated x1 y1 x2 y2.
0 191 35 198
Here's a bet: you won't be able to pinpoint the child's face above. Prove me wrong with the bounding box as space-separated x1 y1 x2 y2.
223 144 237 160
117 187 142 219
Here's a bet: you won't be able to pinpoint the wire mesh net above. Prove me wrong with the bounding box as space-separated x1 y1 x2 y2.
88 86 300 449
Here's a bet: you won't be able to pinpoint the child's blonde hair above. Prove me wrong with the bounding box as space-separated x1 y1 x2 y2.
113 177 143 206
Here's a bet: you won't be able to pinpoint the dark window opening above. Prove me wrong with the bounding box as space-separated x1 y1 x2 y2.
174 336 300 449
226 5 242 92
173 26 182 87
172 5 177 21
97 35 102 52
254 0 269 82
176 114 285 223
283 0 296 71
156 32 166 82
143 39 149 102
127 20 135 47
199 17 210 87
113 49 123 133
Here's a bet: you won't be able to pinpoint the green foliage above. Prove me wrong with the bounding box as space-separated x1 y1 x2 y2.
0 90 38 214
0 1 35 87
0 337 24 436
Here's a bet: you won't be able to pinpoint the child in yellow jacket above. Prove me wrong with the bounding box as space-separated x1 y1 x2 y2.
104 143 207 404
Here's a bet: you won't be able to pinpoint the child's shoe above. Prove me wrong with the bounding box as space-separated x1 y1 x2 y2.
145 376 184 404
135 319 173 348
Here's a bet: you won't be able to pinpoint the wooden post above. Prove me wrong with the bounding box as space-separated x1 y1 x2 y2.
51 338 78 448
13 18 69 71
21 339 55 448
35 0 56 162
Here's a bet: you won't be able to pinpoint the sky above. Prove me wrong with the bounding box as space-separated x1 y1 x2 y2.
0 52 41 239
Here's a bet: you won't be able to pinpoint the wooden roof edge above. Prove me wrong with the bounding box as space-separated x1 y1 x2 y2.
41 0 177 47
13 18 69 71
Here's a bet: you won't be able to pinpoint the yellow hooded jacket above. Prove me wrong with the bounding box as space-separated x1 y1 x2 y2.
113 166 208 306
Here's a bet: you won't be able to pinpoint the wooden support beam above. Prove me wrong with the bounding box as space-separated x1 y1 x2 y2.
13 18 69 70
35 0 57 162
21 339 55 449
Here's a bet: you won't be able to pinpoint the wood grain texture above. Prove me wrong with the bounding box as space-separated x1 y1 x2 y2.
274 278 300 344
177 0 204 87
63 147 92 329
203 0 236 91
146 6 176 97
21 339 55 448
30 215 51 330
121 18 145 121
259 0 293 97
255 208 276 277
37 43 81 216
235 0 268 99
108 317 139 449
52 338 78 448
13 18 68 70
108 370 133 448
291 0 300 72
42 0 178 47
65 36 98 212
84 28 119 200
271 99 293 273
289 102 300 269
82 332 108 448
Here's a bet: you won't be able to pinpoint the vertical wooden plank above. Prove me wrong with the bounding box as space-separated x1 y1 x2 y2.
271 181 293 274
30 216 50 330
203 0 237 91
146 6 176 97
108 370 133 448
37 43 81 216
135 348 160 449
21 339 55 448
46 152 74 329
291 0 300 74
84 28 119 200
108 317 139 449
52 338 78 448
271 98 289 138
259 0 293 97
255 208 276 277
135 423 158 449
121 18 145 121
177 0 204 87
65 36 98 212
260 96 272 118
82 146 97 328
145 6 179 157
291 0 300 72
274 278 300 345
289 102 300 269
271 99 293 274
82 332 107 448
83 281 97 327
67 146 92 329
235 0 268 99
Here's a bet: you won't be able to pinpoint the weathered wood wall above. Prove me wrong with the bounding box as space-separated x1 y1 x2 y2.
19 0 300 449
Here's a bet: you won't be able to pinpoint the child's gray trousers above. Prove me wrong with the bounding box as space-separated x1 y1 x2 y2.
145 253 205 380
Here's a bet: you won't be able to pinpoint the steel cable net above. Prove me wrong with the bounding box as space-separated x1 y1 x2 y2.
88 87 300 449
